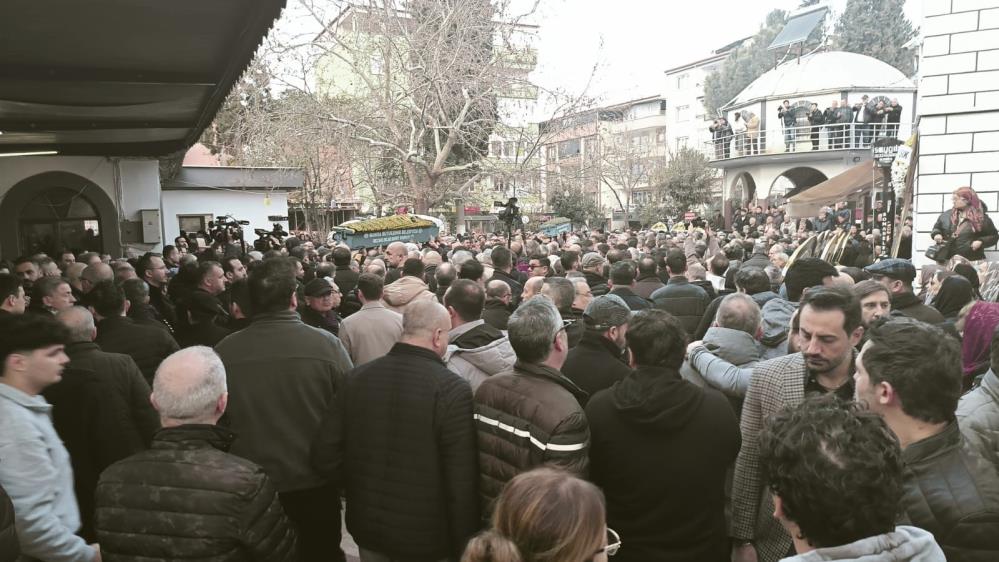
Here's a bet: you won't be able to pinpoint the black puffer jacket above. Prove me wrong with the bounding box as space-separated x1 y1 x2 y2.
0 484 17 561
474 361 590 516
898 421 999 561
932 211 999 261
95 425 297 562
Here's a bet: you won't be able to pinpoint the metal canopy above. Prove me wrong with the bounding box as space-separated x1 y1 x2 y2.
769 7 828 51
0 0 286 157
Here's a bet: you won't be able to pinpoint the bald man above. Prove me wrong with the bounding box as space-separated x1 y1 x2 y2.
317 299 478 560
80 262 113 295
521 275 544 302
383 242 408 285
51 307 159 540
93 347 297 560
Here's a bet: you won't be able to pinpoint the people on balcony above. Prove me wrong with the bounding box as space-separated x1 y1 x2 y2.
778 100 796 152
806 103 824 151
709 118 732 160
745 113 760 155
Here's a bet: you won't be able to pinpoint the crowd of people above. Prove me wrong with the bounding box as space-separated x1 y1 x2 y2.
710 96 904 158
1 185 998 562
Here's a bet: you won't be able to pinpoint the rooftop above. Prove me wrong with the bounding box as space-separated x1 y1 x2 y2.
724 51 916 109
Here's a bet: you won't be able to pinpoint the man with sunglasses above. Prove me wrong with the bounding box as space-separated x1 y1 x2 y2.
474 297 590 517
298 277 342 337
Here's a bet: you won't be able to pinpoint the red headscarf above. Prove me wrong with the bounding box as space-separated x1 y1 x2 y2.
962 301 999 378
952 186 984 233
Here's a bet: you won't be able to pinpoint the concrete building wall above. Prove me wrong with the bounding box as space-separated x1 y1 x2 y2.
160 189 289 247
0 156 162 256
914 0 999 266
664 59 722 153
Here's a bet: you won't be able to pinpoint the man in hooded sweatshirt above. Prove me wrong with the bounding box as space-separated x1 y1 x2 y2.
382 257 436 314
586 309 740 562
442 280 515 392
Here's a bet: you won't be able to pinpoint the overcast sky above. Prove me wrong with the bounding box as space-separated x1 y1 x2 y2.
271 0 921 105
526 0 921 105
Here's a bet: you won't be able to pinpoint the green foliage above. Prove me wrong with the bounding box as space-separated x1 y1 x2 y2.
703 10 788 116
550 191 604 229
638 147 715 226
834 0 915 76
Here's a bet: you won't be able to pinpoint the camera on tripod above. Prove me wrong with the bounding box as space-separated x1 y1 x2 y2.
494 197 521 227
208 215 250 244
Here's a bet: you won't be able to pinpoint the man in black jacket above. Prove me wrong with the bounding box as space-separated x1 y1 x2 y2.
608 261 652 311
806 102 825 150
651 249 710 335
88 281 180 384
587 309 740 561
562 295 633 401
317 299 479 560
215 257 353 562
856 318 999 561
50 307 160 541
136 253 176 332
298 277 342 336
481 280 512 330
94 346 297 561
488 246 523 308
331 247 359 296
864 259 944 325
582 252 610 296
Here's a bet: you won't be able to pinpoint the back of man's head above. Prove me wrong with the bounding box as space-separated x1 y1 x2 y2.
401 299 451 356
486 279 511 300
637 257 657 278
861 317 962 425
507 297 561 364
541 277 575 311
435 263 456 289
760 396 902 550
356 272 384 302
716 293 761 336
625 309 687 369
444 279 485 322
459 259 485 282
665 249 687 275
57 306 96 343
332 247 351 266
0 313 69 376
0 274 22 310
152 347 228 426
82 262 114 290
710 253 730 276
560 250 580 273
402 257 425 278
606 249 627 264
724 243 745 261
491 246 513 271
735 267 771 294
686 263 707 281
609 261 636 286
87 280 127 318
248 257 297 315
785 258 838 301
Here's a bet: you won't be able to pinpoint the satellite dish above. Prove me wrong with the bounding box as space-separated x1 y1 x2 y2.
521 216 530 225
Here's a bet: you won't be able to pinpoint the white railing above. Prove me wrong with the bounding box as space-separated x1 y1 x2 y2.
701 121 915 161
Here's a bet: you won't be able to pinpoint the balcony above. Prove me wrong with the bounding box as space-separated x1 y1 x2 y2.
700 122 916 165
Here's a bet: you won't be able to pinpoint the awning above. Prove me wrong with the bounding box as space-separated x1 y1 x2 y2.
0 0 286 157
786 160 885 218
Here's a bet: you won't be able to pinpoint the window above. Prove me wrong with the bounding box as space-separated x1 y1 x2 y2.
546 145 557 162
676 137 689 150
656 128 667 144
633 191 651 205
676 105 690 122
490 141 503 157
583 137 599 161
630 162 646 179
559 139 581 159
630 133 649 150
676 73 689 90
178 214 211 234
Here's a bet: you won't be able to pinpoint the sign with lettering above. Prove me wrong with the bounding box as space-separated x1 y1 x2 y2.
872 138 904 168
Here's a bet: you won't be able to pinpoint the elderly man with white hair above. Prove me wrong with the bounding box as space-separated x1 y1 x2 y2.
94 347 297 561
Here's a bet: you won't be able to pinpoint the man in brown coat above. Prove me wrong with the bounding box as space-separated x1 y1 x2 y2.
339 273 404 366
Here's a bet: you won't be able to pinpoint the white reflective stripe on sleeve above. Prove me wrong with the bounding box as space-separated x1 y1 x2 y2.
473 413 587 453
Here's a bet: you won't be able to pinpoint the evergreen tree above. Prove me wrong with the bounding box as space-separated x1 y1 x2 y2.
638 147 715 226
703 10 788 116
834 0 915 76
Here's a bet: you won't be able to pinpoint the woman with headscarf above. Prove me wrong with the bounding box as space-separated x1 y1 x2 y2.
932 275 975 322
931 186 999 261
958 301 999 388
953 262 984 300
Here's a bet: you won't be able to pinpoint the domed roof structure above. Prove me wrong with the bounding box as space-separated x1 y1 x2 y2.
724 51 915 109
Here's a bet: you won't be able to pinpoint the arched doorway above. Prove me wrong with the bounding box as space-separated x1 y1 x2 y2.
769 167 828 207
0 172 120 257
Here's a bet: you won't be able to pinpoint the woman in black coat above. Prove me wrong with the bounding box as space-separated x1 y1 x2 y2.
932 186 999 261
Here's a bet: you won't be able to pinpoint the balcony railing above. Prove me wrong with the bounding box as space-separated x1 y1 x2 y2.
701 122 915 161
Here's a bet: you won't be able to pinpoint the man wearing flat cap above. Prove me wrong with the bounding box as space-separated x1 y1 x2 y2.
581 252 610 297
864 259 944 325
561 295 633 402
298 278 342 336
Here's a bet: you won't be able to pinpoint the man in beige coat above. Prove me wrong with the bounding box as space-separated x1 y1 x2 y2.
382 258 437 314
339 273 404 366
